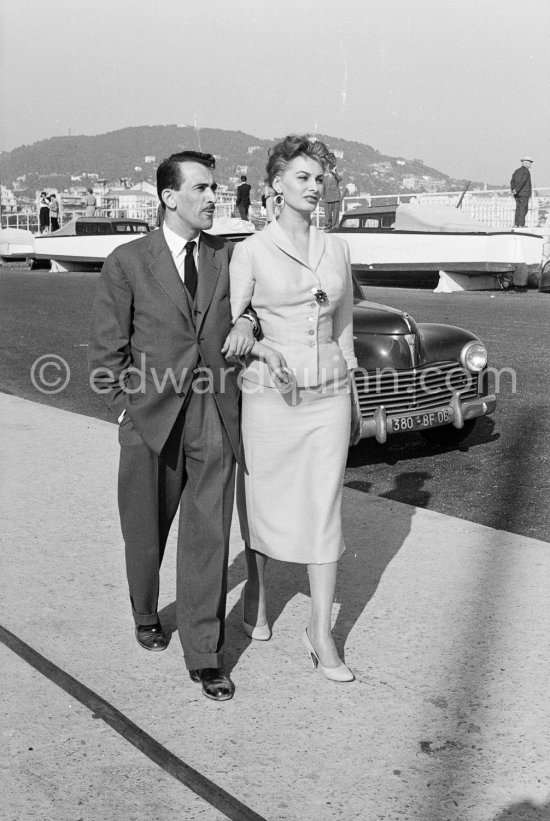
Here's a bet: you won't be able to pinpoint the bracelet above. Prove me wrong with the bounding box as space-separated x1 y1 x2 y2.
239 312 260 337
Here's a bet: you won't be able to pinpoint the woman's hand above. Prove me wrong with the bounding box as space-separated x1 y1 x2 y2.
262 347 294 392
221 317 255 359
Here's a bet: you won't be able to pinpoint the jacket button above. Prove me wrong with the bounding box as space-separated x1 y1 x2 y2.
309 341 315 347
308 330 315 335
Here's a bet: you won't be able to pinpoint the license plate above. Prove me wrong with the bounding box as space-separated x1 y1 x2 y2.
389 407 452 433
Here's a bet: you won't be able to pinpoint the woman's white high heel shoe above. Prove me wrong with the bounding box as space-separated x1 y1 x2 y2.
301 628 355 682
241 586 271 641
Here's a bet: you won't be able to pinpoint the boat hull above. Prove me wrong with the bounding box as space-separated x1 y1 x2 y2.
0 228 36 261
33 233 144 269
335 229 544 286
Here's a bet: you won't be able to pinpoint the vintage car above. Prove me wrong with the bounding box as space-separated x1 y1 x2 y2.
350 276 496 445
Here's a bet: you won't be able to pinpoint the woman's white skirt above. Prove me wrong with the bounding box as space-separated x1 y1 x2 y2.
238 376 350 564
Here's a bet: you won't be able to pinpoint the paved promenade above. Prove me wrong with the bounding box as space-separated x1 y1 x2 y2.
2 393 550 821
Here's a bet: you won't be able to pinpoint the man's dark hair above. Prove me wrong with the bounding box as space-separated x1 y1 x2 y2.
240 175 247 182
157 150 216 208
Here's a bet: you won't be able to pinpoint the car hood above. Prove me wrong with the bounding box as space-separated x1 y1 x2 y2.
353 299 419 335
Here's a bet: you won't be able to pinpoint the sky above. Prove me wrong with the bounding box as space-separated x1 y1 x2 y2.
1 0 549 187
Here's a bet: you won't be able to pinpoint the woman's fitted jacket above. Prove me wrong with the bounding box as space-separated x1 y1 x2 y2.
229 219 357 388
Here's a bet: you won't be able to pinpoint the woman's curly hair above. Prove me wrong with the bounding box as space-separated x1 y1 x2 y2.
266 135 329 187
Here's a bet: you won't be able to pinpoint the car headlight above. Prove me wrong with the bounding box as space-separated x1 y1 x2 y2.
459 341 487 372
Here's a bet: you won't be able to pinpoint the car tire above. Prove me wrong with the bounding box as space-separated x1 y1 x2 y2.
419 419 476 446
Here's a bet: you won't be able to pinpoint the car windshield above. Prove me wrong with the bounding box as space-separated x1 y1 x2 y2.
114 223 148 233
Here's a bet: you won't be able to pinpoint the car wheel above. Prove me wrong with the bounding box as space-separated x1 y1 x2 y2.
419 419 476 446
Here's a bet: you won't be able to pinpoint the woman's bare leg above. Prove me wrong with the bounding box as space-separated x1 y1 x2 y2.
243 544 268 627
307 561 342 668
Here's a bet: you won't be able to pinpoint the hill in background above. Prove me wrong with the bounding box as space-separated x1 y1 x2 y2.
0 124 475 197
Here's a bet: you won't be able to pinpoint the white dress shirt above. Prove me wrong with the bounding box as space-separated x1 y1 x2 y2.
117 225 199 424
163 223 199 284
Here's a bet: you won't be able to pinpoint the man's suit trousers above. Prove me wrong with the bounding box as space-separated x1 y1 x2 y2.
117 388 236 670
514 196 529 227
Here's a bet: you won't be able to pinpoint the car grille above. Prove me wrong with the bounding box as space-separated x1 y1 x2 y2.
354 361 480 418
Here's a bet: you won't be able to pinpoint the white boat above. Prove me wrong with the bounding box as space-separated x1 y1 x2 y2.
33 216 150 271
206 216 255 238
0 228 35 261
335 203 544 288
31 215 256 272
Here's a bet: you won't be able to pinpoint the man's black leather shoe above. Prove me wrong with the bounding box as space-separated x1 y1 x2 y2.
189 668 235 701
135 622 168 651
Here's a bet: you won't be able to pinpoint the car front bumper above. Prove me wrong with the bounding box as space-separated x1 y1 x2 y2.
355 391 497 443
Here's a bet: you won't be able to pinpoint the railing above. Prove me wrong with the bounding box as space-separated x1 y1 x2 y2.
341 188 550 232
1 201 252 232
4 187 549 234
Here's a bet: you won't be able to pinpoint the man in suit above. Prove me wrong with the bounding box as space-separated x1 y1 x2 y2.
322 154 342 232
510 156 533 228
88 150 255 701
235 175 251 220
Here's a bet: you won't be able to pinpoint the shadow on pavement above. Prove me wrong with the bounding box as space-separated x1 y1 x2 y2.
217 486 414 671
492 799 550 820
346 415 499 468
347 470 432 509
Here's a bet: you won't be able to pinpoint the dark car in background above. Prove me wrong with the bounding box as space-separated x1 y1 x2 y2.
351 277 496 446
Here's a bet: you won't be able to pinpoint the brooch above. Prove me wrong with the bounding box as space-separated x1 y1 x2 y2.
312 288 328 305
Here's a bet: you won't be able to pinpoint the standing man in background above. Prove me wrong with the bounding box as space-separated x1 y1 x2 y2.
48 194 60 232
510 156 533 228
235 175 251 220
322 154 342 231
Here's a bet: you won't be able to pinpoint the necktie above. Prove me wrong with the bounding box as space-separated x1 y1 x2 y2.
184 241 197 301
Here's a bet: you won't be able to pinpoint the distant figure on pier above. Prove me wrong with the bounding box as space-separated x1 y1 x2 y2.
38 191 50 233
510 156 533 228
48 194 60 232
235 175 251 220
322 154 342 231
84 188 97 216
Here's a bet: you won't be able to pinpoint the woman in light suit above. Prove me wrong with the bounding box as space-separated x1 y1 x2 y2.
228 135 358 682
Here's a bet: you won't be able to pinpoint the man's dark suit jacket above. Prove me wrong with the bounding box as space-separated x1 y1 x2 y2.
235 183 251 207
88 227 241 459
510 166 532 198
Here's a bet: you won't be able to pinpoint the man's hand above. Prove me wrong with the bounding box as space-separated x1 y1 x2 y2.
221 317 255 359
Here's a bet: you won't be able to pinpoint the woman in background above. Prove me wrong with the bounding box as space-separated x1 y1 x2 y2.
228 135 358 682
38 192 50 233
